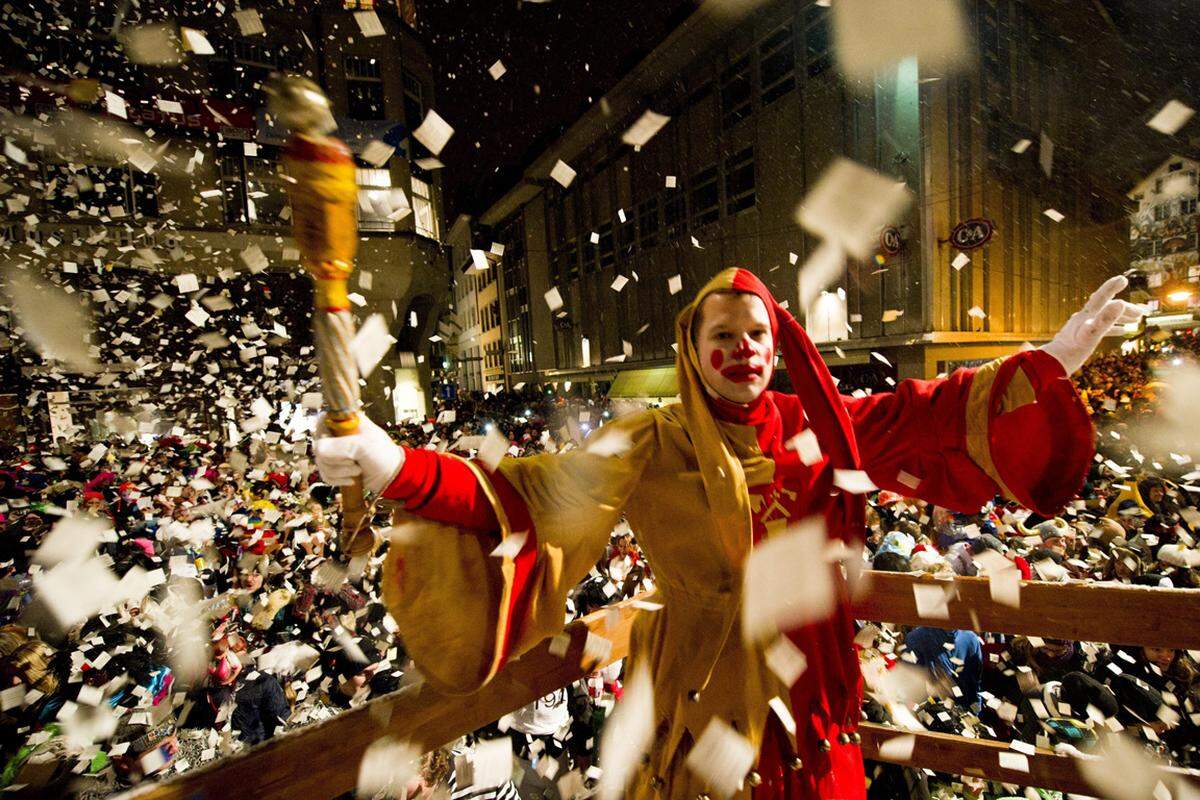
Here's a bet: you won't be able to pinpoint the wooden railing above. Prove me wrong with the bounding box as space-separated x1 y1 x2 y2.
118 574 1200 800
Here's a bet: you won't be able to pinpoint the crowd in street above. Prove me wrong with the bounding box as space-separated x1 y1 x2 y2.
0 336 1197 799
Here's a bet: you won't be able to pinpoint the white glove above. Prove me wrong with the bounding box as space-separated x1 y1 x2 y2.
313 413 405 494
1040 275 1146 376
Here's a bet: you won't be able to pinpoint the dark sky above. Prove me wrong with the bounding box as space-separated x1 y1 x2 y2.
415 0 695 220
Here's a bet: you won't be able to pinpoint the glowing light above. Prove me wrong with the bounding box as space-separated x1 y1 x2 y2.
1167 289 1193 304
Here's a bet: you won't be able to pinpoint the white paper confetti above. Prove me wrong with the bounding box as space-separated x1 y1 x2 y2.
743 518 834 642
550 159 577 188
796 158 912 260
1147 100 1195 136
684 718 757 799
350 314 396 378
621 110 671 147
413 109 454 156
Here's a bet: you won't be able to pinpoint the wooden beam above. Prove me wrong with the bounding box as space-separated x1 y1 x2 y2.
119 573 1200 800
118 600 638 800
851 572 1200 650
858 721 1199 797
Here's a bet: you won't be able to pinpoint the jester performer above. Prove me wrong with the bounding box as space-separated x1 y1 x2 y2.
314 268 1141 800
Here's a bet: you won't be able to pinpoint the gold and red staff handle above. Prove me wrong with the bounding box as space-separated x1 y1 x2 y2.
267 75 376 559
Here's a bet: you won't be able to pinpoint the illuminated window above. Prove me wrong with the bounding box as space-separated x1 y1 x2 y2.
343 0 375 9
356 167 395 231
411 176 438 239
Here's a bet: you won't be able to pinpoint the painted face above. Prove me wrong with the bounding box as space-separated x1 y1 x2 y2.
696 292 774 405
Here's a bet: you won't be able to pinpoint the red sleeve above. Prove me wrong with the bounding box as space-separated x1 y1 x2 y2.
381 447 501 531
380 447 539 667
841 350 1093 516
841 367 1000 513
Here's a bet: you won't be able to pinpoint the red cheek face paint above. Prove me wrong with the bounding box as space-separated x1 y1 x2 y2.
709 349 724 370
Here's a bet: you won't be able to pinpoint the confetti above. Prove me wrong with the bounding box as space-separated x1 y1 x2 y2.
354 10 386 37
357 737 421 799
832 0 970 85
667 274 682 295
743 518 834 642
1147 100 1195 136
597 664 653 800
550 159 577 188
233 9 266 36
621 110 671 147
785 429 823 466
833 469 878 494
684 718 756 799
413 109 455 156
544 287 564 312
764 635 808 687
350 314 396 378
796 158 912 260
489 60 507 80
4 271 98 372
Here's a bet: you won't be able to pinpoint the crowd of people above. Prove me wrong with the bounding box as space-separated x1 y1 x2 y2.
0 333 1197 799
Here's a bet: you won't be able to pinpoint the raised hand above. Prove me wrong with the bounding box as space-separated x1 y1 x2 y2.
1040 275 1147 375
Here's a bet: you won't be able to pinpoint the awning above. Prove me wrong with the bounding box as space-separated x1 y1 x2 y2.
609 366 678 399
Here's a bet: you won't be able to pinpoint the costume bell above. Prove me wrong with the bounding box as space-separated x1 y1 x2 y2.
315 268 1138 799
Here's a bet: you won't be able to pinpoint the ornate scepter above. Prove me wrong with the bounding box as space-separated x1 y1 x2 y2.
267 75 376 561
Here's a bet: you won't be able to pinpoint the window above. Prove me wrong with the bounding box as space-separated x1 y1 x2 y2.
239 154 287 225
686 80 714 110
617 213 636 257
1182 198 1198 215
43 163 158 220
219 153 249 223
411 176 438 239
1154 204 1169 221
724 147 756 214
805 6 832 77
637 197 660 249
343 0 374 8
1154 178 1163 193
403 69 425 129
357 167 396 231
663 189 685 240
598 222 615 269
583 234 598 276
759 24 796 105
690 165 720 227
564 239 579 282
346 55 385 120
720 55 753 129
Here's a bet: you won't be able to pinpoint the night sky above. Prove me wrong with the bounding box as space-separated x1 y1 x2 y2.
415 0 695 220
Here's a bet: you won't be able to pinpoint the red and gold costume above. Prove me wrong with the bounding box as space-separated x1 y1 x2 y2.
379 268 1093 799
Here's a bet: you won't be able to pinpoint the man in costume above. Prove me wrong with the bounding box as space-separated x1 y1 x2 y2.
315 268 1141 799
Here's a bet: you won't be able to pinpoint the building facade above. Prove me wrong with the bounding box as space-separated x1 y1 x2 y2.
0 0 448 424
1129 155 1200 319
480 0 1126 397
